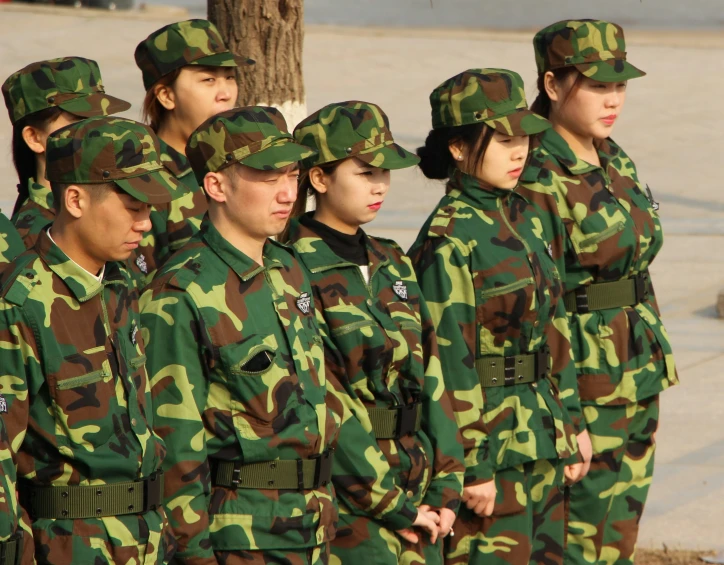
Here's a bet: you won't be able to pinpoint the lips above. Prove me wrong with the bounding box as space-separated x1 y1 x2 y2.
601 115 617 125
369 202 383 211
508 168 522 178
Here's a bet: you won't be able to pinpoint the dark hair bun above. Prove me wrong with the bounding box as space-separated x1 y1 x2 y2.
417 129 453 180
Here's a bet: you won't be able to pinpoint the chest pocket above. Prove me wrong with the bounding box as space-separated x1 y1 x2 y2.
475 275 537 352
46 345 122 449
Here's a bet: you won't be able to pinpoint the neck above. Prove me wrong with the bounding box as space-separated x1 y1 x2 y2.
156 119 188 156
34 154 50 190
312 207 360 235
551 121 599 165
50 218 105 275
209 207 265 265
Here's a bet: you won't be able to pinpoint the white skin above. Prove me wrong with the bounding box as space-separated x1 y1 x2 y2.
21 111 79 190
154 66 238 155
51 186 152 274
545 72 627 167
204 163 298 264
309 157 450 541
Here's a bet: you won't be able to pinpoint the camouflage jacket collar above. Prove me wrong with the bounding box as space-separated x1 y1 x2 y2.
21 177 54 210
159 138 193 178
286 217 389 274
446 169 528 209
35 230 125 302
201 218 284 280
535 128 615 176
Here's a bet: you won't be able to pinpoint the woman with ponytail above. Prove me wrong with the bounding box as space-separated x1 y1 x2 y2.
408 69 590 565
282 100 465 564
519 20 677 565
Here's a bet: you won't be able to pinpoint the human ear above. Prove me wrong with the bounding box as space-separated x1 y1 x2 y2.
308 167 329 195
154 83 176 111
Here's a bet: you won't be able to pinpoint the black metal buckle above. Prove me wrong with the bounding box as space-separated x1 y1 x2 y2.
143 470 163 511
396 402 420 437
296 458 306 491
503 356 516 386
634 273 649 304
535 345 551 380
311 449 334 489
574 287 590 314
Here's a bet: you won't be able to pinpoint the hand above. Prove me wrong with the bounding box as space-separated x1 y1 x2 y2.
418 504 456 538
397 507 440 544
565 429 593 484
462 481 496 517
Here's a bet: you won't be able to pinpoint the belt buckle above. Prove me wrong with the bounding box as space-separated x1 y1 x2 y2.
311 449 334 489
0 532 21 565
395 402 420 437
634 273 649 304
143 470 163 511
535 345 551 380
574 287 590 314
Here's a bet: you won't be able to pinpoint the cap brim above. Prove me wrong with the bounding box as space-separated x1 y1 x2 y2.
356 143 420 170
574 60 646 83
240 139 316 171
114 169 180 206
190 51 255 69
59 93 132 118
484 108 550 137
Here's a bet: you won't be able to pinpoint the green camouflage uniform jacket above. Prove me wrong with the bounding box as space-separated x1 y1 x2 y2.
0 212 24 265
134 140 207 283
141 220 344 563
12 178 55 249
519 129 678 405
408 170 581 484
287 218 464 516
0 230 169 564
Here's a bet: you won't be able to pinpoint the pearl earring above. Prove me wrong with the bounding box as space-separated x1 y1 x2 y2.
457 155 464 161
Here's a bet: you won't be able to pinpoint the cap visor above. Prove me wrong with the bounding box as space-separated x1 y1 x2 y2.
356 143 420 170
241 140 316 171
59 93 132 118
190 51 255 69
575 60 646 82
485 109 551 137
114 170 180 206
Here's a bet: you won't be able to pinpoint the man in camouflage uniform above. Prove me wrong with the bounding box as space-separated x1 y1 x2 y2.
132 19 254 282
287 101 465 564
2 57 131 248
408 69 585 565
519 20 678 565
0 116 179 564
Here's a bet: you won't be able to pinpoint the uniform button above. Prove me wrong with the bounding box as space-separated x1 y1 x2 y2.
317 531 324 543
299 383 305 391
367 299 373 306
406 490 414 499
533 320 540 328
131 418 138 427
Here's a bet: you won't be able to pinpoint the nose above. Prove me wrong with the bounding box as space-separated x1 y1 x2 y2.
511 137 529 161
218 78 234 101
136 207 152 233
278 176 298 204
606 89 622 109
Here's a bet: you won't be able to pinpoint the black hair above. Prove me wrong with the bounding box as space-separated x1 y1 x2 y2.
50 182 116 212
416 122 495 180
11 106 63 216
530 67 584 118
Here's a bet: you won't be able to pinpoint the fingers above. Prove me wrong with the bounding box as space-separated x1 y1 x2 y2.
564 465 575 483
483 494 495 517
396 528 419 544
438 508 456 537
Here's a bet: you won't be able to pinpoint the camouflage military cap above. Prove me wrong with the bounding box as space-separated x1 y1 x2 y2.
45 117 179 205
533 19 645 82
293 101 419 170
430 69 550 136
2 57 131 126
135 19 255 91
186 106 316 184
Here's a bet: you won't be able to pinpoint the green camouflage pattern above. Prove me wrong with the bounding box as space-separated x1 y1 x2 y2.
135 18 253 91
140 219 345 561
187 106 315 184
216 544 330 564
330 512 443 565
444 459 565 565
2 57 130 125
11 178 55 249
293 101 419 170
134 140 208 284
286 217 464 556
567 397 658 565
0 230 171 564
45 116 179 205
429 69 550 136
0 212 24 265
533 19 645 82
407 170 581 487
519 128 678 405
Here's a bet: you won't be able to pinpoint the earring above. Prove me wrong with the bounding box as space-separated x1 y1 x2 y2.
457 155 464 161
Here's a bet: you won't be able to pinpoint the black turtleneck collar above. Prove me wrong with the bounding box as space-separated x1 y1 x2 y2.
298 212 368 266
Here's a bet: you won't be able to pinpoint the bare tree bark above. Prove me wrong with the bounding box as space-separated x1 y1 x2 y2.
208 0 306 126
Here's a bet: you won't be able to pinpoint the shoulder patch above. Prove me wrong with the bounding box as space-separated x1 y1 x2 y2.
0 253 40 306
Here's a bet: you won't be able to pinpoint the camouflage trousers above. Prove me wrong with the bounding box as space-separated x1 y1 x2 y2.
329 508 443 565
215 544 330 565
566 395 659 565
444 458 565 565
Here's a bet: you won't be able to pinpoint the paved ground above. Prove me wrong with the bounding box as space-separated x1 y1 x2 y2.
1 4 723 552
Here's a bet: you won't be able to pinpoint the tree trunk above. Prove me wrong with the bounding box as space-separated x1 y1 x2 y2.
208 0 306 127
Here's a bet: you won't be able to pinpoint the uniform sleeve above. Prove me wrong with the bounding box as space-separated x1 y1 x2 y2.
313 306 418 531
409 237 493 486
413 282 465 511
140 287 217 565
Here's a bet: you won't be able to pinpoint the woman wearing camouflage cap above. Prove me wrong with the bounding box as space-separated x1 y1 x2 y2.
2 56 131 249
520 19 677 565
281 100 465 564
408 69 591 565
133 18 254 282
